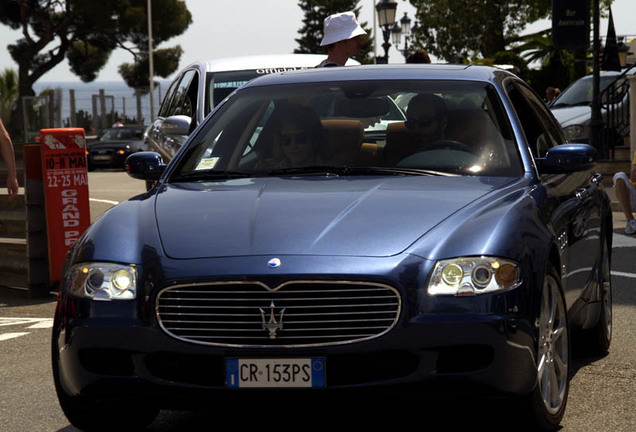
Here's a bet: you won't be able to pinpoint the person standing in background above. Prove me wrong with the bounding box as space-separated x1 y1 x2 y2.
613 153 636 234
0 117 19 202
406 49 431 63
317 11 367 67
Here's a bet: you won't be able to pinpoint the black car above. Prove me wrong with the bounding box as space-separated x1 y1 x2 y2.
86 125 148 170
54 64 612 431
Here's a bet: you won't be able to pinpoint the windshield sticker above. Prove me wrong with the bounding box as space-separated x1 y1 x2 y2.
195 157 219 171
214 81 249 89
255 67 310 74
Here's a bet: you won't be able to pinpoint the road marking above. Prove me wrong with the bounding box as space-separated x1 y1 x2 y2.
0 333 30 341
613 271 636 279
613 232 636 248
90 198 119 205
0 317 54 328
0 318 54 342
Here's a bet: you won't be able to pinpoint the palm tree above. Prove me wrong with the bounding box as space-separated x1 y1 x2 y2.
0 68 19 123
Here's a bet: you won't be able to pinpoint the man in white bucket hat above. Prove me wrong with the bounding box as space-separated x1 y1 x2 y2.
317 11 367 67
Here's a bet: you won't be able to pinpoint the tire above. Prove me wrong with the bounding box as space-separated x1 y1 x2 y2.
577 240 612 356
52 342 159 431
522 263 570 430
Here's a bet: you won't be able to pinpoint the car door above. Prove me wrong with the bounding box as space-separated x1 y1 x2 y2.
506 81 603 308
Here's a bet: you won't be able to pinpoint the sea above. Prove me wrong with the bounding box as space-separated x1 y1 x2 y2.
32 79 171 129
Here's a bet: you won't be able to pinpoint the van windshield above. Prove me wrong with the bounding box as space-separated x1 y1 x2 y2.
551 75 621 107
206 67 314 115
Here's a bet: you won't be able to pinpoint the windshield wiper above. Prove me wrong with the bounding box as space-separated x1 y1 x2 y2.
340 166 454 176
171 170 254 182
266 166 344 176
552 100 591 108
267 165 453 177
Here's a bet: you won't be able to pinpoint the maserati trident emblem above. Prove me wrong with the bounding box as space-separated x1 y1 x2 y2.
267 258 281 268
260 301 285 339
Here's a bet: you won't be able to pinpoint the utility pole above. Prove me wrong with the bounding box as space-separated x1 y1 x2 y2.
591 0 604 157
147 0 155 121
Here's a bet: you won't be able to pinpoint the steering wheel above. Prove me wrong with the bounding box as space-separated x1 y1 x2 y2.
425 139 479 155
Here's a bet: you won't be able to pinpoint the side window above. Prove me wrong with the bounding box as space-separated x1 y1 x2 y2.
158 79 179 118
166 70 199 118
507 83 561 158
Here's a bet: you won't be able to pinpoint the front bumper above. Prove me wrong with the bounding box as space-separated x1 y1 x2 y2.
53 293 537 407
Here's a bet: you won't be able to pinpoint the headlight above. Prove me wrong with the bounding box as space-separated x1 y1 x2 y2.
66 263 137 301
562 124 587 141
428 257 520 296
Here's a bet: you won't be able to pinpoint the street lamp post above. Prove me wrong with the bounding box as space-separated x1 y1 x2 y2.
391 23 402 57
375 0 397 64
399 12 411 58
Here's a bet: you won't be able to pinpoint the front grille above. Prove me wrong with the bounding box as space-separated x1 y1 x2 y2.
156 281 401 348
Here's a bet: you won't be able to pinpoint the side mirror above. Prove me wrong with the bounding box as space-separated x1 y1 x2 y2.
125 152 167 181
160 115 192 136
535 144 597 174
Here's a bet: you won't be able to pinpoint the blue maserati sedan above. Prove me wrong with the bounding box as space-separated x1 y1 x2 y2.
53 65 612 431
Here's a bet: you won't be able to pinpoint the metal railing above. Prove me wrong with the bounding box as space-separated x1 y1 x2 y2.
600 64 636 154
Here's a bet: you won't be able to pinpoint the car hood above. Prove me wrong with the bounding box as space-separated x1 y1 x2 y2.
155 176 511 259
550 105 591 127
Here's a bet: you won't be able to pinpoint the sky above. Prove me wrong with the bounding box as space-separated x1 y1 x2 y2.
0 0 635 83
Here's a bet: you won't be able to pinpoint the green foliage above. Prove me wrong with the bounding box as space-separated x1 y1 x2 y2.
408 0 552 62
0 0 192 97
118 46 184 93
295 0 374 64
0 68 19 122
68 40 113 82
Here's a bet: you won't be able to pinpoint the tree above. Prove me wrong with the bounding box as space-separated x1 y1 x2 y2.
295 0 374 64
114 0 191 92
408 0 552 62
0 0 191 131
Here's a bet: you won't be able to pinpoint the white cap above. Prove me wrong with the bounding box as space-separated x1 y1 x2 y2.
320 11 367 46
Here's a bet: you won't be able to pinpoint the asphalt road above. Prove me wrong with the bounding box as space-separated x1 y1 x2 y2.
0 170 635 431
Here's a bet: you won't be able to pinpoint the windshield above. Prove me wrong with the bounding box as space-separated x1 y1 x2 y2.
172 80 522 180
206 67 316 116
99 128 143 140
551 75 621 107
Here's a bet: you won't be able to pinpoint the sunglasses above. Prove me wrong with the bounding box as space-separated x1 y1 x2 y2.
405 115 439 129
280 132 311 147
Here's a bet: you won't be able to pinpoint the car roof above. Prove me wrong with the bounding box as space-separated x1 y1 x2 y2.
190 54 360 73
239 63 513 88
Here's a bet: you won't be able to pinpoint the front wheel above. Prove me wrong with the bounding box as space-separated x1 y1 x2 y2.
577 240 612 356
522 263 570 430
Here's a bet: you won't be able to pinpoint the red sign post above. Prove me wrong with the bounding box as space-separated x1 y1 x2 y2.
40 128 91 283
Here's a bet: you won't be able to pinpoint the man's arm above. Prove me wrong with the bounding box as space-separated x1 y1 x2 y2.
0 118 19 201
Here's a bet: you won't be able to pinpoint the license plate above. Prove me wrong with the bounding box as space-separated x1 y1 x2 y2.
225 358 325 388
92 155 111 161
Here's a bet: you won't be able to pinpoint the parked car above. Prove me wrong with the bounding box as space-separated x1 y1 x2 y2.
54 64 613 431
147 54 360 161
86 125 148 170
549 67 635 144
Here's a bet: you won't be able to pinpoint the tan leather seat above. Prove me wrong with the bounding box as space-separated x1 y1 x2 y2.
320 119 364 165
383 121 417 166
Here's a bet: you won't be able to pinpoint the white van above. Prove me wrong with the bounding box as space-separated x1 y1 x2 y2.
148 54 360 161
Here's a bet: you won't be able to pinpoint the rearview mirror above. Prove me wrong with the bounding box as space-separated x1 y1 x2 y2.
334 97 391 118
535 144 597 174
125 151 167 181
160 115 192 136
